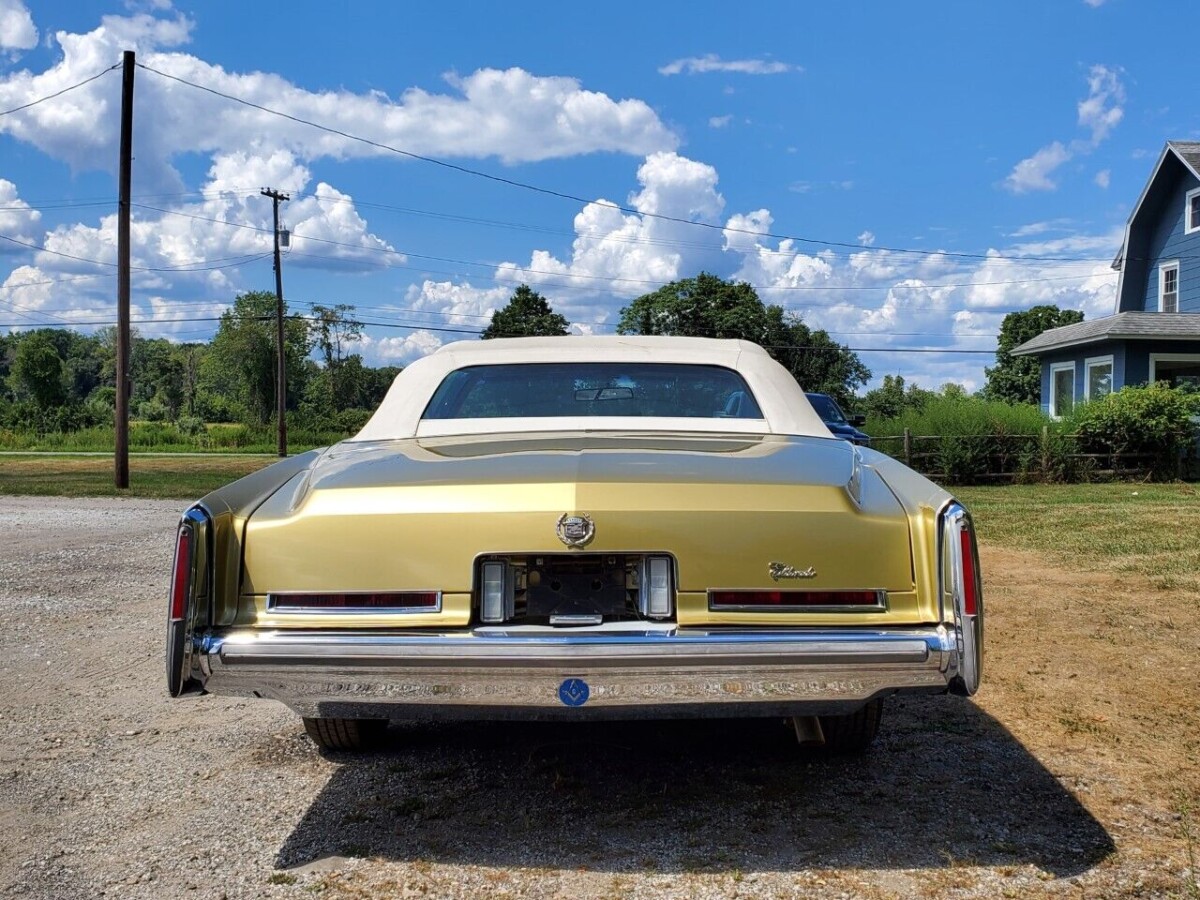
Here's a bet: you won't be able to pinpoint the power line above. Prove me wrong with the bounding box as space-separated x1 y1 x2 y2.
131 202 1116 294
0 273 116 292
0 311 999 354
0 64 120 117
0 232 273 272
136 62 1124 265
0 200 116 212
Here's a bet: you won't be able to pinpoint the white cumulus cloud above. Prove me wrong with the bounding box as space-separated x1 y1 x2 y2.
0 0 37 53
0 179 40 247
1004 65 1125 195
0 11 678 192
1005 142 1071 194
1077 64 1125 144
495 152 727 316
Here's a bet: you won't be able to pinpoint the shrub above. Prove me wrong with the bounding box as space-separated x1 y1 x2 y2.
1067 383 1198 480
136 399 169 422
867 396 1061 484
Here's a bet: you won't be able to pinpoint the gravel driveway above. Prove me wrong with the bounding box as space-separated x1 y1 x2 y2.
0 496 1175 899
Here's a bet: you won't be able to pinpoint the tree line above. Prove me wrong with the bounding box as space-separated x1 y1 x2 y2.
0 273 1084 437
0 291 399 435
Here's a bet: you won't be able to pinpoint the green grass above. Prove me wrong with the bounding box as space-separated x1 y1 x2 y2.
0 454 277 499
0 421 348 453
957 483 1200 593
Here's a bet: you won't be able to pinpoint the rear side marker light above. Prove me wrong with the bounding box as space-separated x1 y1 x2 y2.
709 590 882 608
169 526 193 621
271 592 439 611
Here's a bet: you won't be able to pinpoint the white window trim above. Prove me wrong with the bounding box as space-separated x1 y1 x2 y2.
1084 354 1114 401
1049 361 1076 419
1186 187 1200 235
1149 353 1200 383
1159 260 1180 312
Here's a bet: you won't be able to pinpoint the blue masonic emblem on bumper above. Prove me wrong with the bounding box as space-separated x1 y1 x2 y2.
558 678 590 707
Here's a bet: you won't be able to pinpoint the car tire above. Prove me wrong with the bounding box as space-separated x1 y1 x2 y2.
302 717 388 751
816 699 883 754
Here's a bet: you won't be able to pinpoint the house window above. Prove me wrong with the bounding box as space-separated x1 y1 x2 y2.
1149 353 1200 390
1187 187 1200 235
1085 356 1114 401
1159 261 1179 313
1050 362 1076 418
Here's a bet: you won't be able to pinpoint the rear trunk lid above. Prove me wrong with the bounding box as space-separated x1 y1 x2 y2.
242 433 914 606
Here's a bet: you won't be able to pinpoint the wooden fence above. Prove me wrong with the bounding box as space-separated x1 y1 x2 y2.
866 427 1199 484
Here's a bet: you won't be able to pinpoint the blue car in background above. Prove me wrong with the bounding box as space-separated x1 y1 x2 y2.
805 392 870 446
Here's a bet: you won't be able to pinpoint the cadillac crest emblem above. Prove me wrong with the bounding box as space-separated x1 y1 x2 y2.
556 513 595 548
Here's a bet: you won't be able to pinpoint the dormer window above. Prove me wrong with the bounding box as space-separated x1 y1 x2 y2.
1187 187 1200 235
1160 261 1179 312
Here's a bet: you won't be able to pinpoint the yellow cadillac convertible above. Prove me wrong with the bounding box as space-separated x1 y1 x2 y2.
166 337 982 753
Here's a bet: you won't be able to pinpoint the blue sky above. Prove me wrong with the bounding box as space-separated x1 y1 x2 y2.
1 0 1196 391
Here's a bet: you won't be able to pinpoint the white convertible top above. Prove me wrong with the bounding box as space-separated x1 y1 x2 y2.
351 336 831 440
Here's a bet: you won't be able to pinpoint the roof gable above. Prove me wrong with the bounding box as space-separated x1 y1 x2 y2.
1114 142 1200 272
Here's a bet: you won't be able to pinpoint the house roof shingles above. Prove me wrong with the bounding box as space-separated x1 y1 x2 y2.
1168 140 1200 175
1011 312 1200 356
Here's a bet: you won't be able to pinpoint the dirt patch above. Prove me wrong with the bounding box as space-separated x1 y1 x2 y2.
0 497 1196 899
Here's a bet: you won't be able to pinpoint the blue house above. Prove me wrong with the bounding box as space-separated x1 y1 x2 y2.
1013 141 1200 416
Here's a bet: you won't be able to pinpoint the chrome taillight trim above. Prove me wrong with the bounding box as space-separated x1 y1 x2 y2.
706 588 888 613
265 592 443 614
166 504 212 697
938 500 983 696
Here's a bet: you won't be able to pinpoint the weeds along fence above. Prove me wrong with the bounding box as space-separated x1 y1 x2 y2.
869 427 1200 484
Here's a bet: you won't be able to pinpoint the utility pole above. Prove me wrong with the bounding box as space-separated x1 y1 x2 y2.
261 187 290 457
115 50 135 489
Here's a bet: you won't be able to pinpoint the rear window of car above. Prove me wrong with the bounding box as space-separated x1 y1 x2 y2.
806 394 846 424
422 363 764 420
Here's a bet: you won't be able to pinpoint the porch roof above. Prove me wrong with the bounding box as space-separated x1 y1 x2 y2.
1011 312 1200 356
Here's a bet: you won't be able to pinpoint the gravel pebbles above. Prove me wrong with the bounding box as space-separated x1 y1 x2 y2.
0 496 1186 899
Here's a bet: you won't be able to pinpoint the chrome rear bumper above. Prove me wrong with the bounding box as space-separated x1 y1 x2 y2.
191 625 962 720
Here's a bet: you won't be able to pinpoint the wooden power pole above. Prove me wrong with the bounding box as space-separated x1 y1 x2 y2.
261 187 290 457
115 50 135 489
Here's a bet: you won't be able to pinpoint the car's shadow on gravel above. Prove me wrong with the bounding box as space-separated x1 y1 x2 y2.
276 696 1114 876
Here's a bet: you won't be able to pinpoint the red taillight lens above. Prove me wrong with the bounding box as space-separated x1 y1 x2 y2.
271 592 439 610
169 526 192 621
959 527 978 616
709 590 881 608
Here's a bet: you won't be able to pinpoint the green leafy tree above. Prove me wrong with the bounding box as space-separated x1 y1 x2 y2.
205 291 312 425
10 331 67 408
859 375 937 422
618 272 869 404
482 285 569 339
310 303 365 410
984 305 1084 405
772 315 871 408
